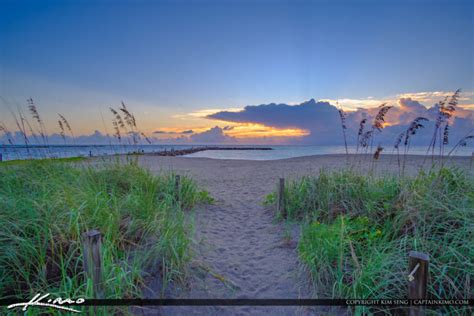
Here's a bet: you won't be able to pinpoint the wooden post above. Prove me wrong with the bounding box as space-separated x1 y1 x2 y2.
82 230 103 298
277 178 286 218
408 251 429 316
175 175 181 205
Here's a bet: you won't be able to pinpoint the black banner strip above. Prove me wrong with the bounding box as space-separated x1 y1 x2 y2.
1 299 473 306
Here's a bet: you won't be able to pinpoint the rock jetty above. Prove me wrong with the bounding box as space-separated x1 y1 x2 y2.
153 146 272 157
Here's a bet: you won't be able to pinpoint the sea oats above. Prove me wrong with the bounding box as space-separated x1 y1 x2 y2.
337 107 349 156
373 145 383 160
372 104 392 132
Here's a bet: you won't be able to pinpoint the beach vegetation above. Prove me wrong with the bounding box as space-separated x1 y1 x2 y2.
0 159 210 313
267 168 473 313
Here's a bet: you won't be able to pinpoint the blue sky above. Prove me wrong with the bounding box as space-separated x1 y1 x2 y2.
0 0 473 142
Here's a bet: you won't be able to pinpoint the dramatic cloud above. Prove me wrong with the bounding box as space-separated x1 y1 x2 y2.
208 99 341 144
181 130 194 134
207 98 474 146
208 99 357 145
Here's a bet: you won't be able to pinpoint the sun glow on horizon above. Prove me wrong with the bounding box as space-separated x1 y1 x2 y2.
225 123 309 138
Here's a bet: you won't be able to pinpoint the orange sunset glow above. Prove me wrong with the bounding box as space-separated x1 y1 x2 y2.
224 123 309 138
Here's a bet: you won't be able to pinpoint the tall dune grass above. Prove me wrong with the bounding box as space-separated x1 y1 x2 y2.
0 159 210 314
266 168 473 314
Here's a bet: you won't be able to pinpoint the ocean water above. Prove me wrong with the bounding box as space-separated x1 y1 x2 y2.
1 144 471 161
0 144 196 161
184 145 474 160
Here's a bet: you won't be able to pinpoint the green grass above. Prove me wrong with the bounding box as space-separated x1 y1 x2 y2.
266 168 473 314
0 159 210 314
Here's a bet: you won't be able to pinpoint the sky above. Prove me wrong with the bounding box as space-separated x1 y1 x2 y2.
0 0 473 145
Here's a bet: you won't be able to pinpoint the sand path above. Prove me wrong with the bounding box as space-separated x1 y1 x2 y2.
138 156 322 315
134 154 472 315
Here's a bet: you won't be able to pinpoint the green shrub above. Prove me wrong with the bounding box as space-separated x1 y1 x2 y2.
0 160 210 313
269 168 473 314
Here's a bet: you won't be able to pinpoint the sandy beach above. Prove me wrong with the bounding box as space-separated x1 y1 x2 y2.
131 154 472 315
2 2 473 315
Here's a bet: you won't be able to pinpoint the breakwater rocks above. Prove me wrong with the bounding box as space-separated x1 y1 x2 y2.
153 147 273 157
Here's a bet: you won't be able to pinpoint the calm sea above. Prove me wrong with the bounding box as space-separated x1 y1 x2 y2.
1 144 472 161
184 145 473 160
0 144 194 161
